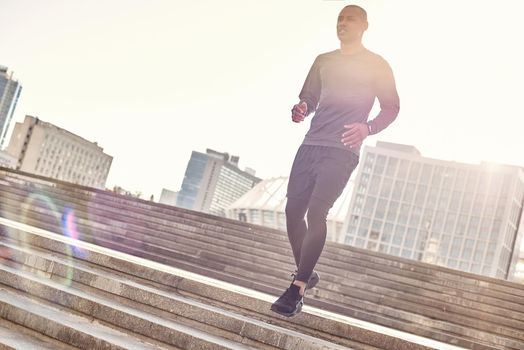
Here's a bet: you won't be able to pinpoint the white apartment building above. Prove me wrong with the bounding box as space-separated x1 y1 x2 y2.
226 176 353 243
342 141 524 280
5 115 112 189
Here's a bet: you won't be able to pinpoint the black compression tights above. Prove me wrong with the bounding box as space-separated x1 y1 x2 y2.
285 196 331 282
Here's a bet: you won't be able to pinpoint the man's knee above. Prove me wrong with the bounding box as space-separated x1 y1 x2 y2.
306 197 331 222
285 197 307 219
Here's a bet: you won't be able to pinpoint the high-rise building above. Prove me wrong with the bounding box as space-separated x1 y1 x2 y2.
226 176 353 243
342 141 524 280
177 149 261 216
5 115 112 189
0 66 22 148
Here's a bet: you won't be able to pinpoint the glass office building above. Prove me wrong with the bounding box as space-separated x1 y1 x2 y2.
176 151 208 210
177 149 261 217
0 66 22 148
342 141 524 280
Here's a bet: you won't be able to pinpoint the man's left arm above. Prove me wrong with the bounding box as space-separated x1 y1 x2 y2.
367 60 400 135
341 60 400 148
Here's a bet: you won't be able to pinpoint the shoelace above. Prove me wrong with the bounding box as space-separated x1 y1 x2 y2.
280 285 301 303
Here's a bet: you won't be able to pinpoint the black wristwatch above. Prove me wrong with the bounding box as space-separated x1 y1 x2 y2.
366 121 373 135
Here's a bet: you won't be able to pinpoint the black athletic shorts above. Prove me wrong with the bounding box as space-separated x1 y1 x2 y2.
287 144 359 206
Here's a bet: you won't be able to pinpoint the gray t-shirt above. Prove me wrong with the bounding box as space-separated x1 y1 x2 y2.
299 49 400 155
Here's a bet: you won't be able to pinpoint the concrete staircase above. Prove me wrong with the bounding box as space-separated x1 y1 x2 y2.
0 219 444 350
1 167 523 349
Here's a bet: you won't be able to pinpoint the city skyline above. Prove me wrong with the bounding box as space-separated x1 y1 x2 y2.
1 0 523 202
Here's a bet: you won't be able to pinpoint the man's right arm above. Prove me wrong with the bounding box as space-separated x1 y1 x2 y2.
291 101 308 123
298 57 321 117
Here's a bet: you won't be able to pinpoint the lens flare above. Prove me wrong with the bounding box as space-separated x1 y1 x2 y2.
0 246 11 263
62 208 87 258
18 192 76 287
20 192 62 228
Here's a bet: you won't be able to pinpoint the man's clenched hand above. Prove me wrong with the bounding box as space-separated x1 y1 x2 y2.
291 101 308 123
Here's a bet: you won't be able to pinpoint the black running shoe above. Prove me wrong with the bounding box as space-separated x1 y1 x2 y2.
270 284 304 317
292 270 320 290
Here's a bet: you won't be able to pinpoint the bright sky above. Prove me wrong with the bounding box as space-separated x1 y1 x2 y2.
1 0 523 202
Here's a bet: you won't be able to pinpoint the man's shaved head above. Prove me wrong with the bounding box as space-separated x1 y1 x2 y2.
341 5 367 21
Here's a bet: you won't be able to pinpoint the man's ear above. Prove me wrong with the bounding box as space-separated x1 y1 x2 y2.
363 21 369 31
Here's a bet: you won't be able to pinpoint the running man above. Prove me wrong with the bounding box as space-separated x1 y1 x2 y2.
271 4 400 317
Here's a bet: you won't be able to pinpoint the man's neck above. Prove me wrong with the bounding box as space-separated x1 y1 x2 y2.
340 41 365 55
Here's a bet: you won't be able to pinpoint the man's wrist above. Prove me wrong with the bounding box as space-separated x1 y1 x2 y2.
299 101 308 114
366 121 373 135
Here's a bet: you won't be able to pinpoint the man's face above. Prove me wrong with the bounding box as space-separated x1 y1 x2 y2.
336 7 368 43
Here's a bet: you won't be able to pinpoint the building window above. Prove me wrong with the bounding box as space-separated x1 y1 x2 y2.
262 210 274 226
431 166 443 187
389 246 400 256
408 162 421 182
455 169 467 190
403 183 415 202
363 197 376 217
398 204 410 225
380 178 393 198
401 249 412 258
385 157 398 177
450 236 462 258
473 241 485 263
404 228 416 248
449 191 461 211
392 180 404 199
420 164 432 185
376 199 387 219
466 170 479 192
386 201 399 222
355 238 365 248
397 160 409 178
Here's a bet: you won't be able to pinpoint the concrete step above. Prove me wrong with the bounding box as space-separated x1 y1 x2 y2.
0 318 79 350
0 286 176 350
0 267 267 350
0 217 469 350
